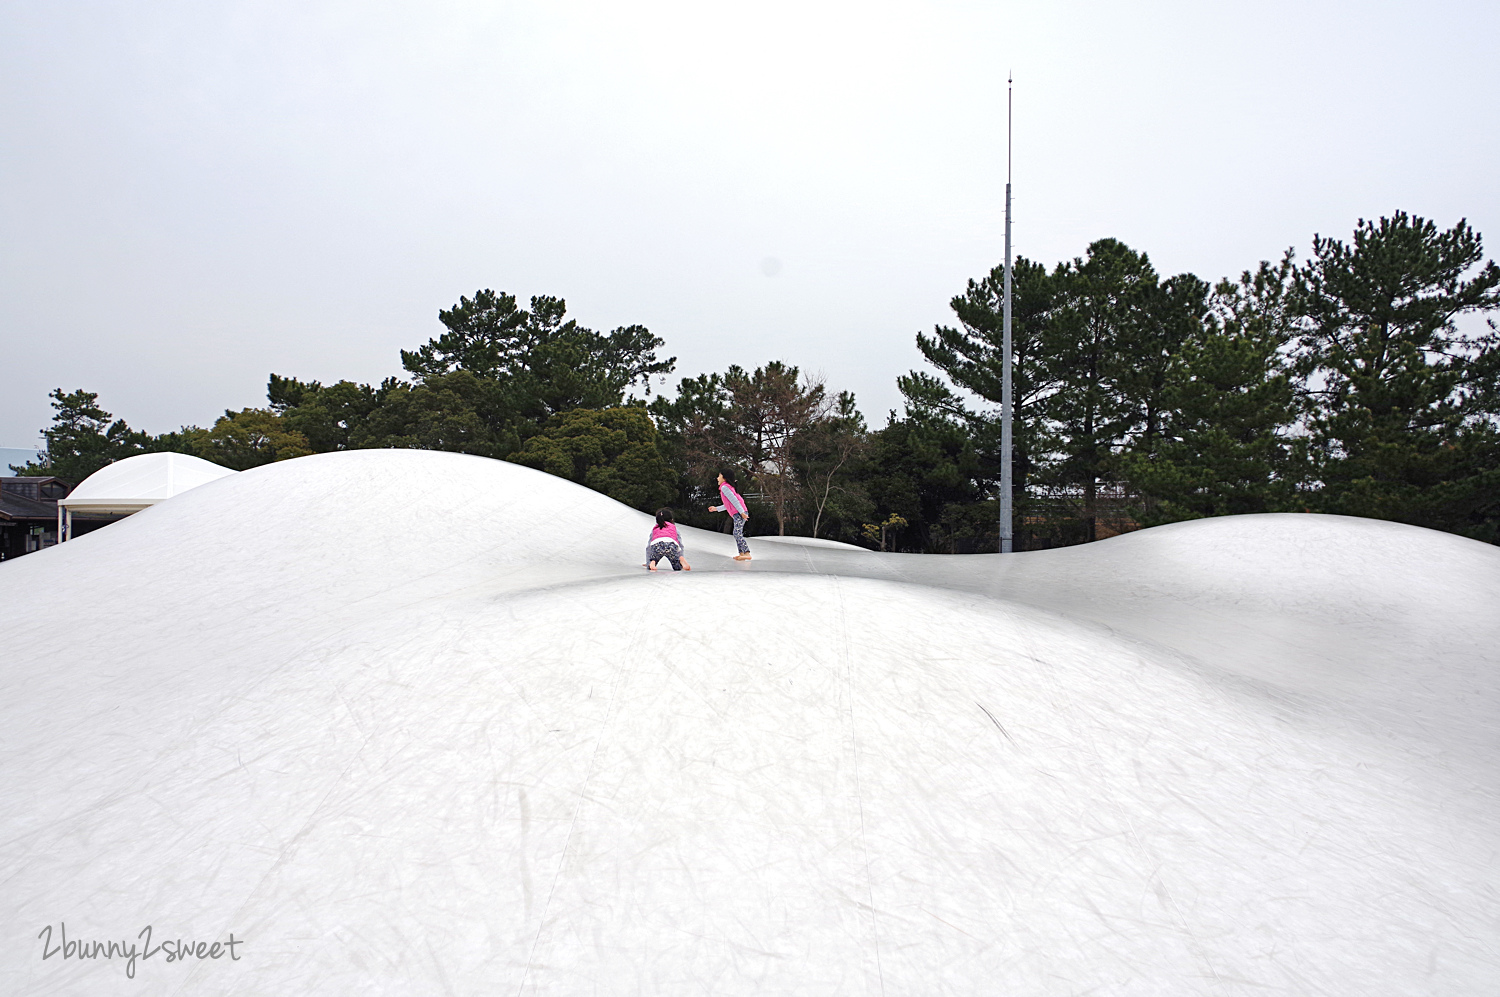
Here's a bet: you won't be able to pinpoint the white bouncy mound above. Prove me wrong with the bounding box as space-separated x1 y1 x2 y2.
2 450 1497 996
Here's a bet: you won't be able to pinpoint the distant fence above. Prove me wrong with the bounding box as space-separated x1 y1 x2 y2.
939 483 1144 553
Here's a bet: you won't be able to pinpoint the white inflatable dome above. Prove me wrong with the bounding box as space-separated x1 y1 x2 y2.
2 449 1497 995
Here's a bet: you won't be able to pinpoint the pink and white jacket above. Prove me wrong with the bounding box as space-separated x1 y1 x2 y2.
715 482 748 518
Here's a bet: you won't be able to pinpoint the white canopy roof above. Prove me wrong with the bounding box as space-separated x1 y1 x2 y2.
58 451 236 514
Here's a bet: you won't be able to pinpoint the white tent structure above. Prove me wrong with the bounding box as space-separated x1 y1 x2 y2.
56 451 236 540
1 449 1496 994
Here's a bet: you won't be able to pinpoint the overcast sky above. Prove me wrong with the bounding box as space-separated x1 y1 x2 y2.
3 0 1497 456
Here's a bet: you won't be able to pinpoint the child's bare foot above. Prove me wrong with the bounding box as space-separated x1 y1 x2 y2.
733 553 751 561
681 561 692 570
647 563 658 571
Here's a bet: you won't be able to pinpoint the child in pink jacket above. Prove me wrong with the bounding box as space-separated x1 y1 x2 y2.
645 508 691 571
707 469 751 561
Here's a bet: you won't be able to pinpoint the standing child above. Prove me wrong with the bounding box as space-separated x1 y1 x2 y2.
645 508 691 571
708 469 752 561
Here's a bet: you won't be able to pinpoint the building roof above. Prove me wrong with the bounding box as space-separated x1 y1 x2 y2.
0 477 70 522
58 452 236 514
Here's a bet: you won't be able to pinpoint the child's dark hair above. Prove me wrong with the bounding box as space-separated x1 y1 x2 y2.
655 508 674 529
718 468 737 488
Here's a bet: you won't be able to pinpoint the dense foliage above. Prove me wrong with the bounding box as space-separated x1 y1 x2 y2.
1292 213 1500 538
516 407 676 512
882 212 1499 549
16 212 1499 549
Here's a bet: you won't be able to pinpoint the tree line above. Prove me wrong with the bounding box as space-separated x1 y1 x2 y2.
14 210 1500 549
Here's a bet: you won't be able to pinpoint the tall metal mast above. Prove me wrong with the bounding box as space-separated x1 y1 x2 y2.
1000 74 1014 553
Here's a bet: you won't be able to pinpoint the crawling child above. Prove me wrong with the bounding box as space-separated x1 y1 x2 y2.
645 508 691 571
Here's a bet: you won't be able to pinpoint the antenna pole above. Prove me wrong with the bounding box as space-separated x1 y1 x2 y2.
1000 74 1014 554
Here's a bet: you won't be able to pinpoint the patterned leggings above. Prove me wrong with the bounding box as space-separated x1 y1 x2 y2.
731 514 749 554
647 540 683 570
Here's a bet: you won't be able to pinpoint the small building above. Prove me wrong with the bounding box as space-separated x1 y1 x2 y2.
1 453 237 559
57 452 237 541
0 477 123 559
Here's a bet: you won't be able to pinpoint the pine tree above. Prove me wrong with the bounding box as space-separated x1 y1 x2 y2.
910 256 1058 516
1121 255 1303 523
1043 239 1163 540
1294 212 1500 537
11 389 150 481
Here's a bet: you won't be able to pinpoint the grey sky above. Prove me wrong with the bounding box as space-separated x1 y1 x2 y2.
3 0 1497 454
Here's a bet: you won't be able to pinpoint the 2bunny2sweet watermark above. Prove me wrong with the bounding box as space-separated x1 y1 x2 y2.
37 923 243 979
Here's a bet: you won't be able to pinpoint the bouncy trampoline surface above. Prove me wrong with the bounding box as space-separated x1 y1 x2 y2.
2 449 1497 995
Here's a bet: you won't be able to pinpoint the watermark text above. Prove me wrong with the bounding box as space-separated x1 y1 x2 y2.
37 923 243 979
